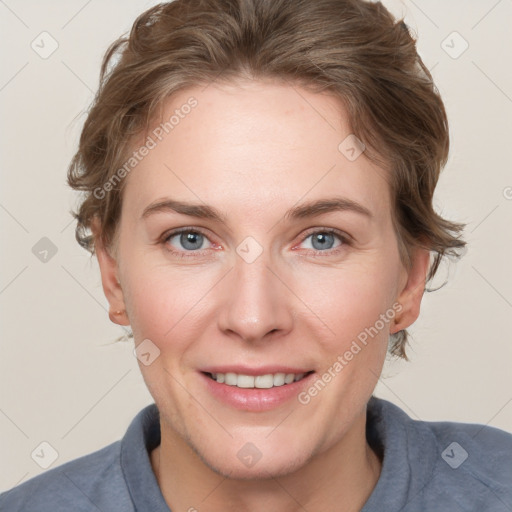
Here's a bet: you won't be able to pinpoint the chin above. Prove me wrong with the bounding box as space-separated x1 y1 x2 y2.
192 437 314 481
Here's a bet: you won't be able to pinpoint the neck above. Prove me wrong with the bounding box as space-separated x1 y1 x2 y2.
150 410 381 512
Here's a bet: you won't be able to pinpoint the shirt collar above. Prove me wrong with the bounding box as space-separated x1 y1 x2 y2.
119 396 438 511
362 396 438 511
120 403 170 511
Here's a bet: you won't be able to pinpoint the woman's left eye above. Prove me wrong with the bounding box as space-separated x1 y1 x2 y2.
298 230 347 253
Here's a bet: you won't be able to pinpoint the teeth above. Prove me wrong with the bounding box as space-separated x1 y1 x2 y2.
237 375 255 388
273 373 285 386
284 373 295 384
225 372 238 386
209 371 309 388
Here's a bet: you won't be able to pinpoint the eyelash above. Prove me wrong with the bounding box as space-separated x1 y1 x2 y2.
161 227 351 260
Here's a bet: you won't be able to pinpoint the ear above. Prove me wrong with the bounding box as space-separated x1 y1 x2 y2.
91 217 130 326
390 247 431 334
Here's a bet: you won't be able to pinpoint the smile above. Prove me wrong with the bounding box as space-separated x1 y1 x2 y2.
206 371 313 389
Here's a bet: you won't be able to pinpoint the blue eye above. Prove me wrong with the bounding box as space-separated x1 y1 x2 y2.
302 231 342 251
165 229 212 253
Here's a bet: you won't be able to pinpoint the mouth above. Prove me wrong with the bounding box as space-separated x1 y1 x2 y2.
199 366 316 411
203 371 314 389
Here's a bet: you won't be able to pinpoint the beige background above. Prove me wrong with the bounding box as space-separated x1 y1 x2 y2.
1 0 511 492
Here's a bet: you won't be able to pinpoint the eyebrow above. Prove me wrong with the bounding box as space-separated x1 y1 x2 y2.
285 197 373 221
141 196 373 222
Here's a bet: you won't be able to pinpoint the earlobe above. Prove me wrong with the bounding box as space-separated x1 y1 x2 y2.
109 308 128 325
91 218 130 326
390 247 431 334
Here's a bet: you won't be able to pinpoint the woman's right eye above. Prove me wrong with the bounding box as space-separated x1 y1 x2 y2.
163 229 214 257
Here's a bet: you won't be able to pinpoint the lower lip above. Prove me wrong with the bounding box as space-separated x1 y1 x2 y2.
200 372 315 412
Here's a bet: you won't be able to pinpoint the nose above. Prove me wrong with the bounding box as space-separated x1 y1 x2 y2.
217 246 294 344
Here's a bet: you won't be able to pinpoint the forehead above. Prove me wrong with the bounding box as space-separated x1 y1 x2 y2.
122 80 391 223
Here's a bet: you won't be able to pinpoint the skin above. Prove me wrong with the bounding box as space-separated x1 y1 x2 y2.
93 79 430 512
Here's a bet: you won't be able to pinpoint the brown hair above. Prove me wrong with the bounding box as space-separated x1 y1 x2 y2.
67 0 466 359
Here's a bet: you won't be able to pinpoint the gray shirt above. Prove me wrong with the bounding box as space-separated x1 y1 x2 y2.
1 396 511 511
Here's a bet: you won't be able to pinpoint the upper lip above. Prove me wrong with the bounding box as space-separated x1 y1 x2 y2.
201 366 314 376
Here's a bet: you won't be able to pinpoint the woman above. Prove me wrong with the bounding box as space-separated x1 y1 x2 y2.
2 0 511 510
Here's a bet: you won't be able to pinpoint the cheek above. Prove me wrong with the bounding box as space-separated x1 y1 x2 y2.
294 257 399 340
121 259 219 347
294 253 398 363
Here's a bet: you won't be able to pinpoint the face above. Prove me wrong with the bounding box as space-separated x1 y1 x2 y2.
96 79 429 479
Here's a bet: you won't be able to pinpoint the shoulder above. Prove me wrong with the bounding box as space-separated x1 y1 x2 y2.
425 417 512 483
415 409 512 478
0 440 134 512
369 397 512 511
420 417 512 511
